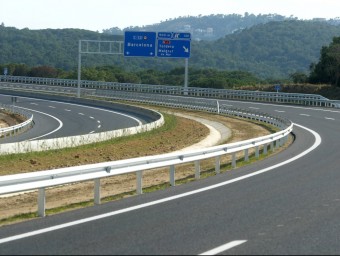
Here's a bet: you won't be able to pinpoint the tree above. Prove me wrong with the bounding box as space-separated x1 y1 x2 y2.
309 37 340 86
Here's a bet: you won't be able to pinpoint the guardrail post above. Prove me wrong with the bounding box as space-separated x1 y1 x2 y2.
275 139 280 149
94 178 101 205
195 160 200 180
263 144 268 155
38 188 46 217
244 149 249 162
270 141 275 152
215 156 221 174
255 146 260 159
232 153 236 168
170 165 175 186
137 171 143 195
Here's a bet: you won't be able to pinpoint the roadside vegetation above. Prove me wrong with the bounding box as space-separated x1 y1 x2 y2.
0 104 293 226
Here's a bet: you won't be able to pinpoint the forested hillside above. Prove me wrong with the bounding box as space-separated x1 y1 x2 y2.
103 13 294 40
0 19 340 79
103 13 340 41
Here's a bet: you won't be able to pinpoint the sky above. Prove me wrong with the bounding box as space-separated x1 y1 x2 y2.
1 0 339 32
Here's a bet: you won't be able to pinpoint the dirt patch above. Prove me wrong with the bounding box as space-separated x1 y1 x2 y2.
0 109 26 127
0 106 283 225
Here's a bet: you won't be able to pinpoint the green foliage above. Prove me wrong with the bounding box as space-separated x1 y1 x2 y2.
309 37 340 86
1 18 340 80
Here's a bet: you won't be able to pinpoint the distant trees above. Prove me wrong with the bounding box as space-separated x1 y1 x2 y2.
309 37 340 86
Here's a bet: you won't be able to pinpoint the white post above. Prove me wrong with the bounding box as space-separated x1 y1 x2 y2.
77 40 82 98
170 165 175 186
137 171 143 195
215 156 221 174
94 178 101 205
232 153 236 168
255 146 259 159
195 160 200 180
244 149 249 162
184 58 189 96
38 188 46 217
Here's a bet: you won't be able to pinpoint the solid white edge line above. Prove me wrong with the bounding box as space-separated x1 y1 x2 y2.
0 123 322 245
14 106 63 140
199 240 247 255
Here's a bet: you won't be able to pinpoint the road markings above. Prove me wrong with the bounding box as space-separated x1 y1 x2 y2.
325 117 335 120
65 109 71 112
48 106 56 109
249 107 259 109
0 123 321 246
30 103 38 106
199 240 247 255
300 114 310 117
89 116 95 119
275 110 285 113
98 125 101 129
78 113 84 116
13 106 63 140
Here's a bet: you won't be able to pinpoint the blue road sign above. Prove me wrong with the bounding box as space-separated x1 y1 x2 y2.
124 31 156 57
158 32 191 40
274 84 282 92
157 32 191 58
157 39 191 58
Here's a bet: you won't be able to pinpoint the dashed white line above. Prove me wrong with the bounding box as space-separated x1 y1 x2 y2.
275 110 285 113
65 109 71 112
199 240 247 255
249 107 259 109
300 114 310 117
78 113 84 116
0 123 321 246
89 131 95 134
98 125 101 129
89 116 95 119
48 106 56 109
97 120 101 124
30 103 38 106
325 117 335 120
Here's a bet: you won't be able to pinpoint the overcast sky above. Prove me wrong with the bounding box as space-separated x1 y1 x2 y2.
1 0 339 32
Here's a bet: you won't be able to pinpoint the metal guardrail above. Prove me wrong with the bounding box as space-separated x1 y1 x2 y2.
0 103 34 139
0 92 293 217
1 75 340 108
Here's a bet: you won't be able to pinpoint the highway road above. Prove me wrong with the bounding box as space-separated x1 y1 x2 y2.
0 94 145 143
0 98 340 255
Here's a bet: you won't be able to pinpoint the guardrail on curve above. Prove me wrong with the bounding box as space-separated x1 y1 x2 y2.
0 92 293 217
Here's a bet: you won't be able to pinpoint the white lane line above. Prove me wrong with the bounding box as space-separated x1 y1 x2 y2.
14 106 63 141
300 114 310 117
98 125 101 129
30 103 38 106
0 123 321 245
48 106 56 109
89 131 95 134
97 120 101 124
199 240 247 255
275 110 285 113
249 107 259 109
78 113 84 116
325 117 335 120
89 116 95 119
65 109 71 112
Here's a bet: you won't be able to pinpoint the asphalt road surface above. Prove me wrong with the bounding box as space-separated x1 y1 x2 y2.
0 99 340 255
0 94 144 143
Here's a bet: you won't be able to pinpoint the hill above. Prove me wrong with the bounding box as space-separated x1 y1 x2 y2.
0 19 340 79
103 13 340 41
